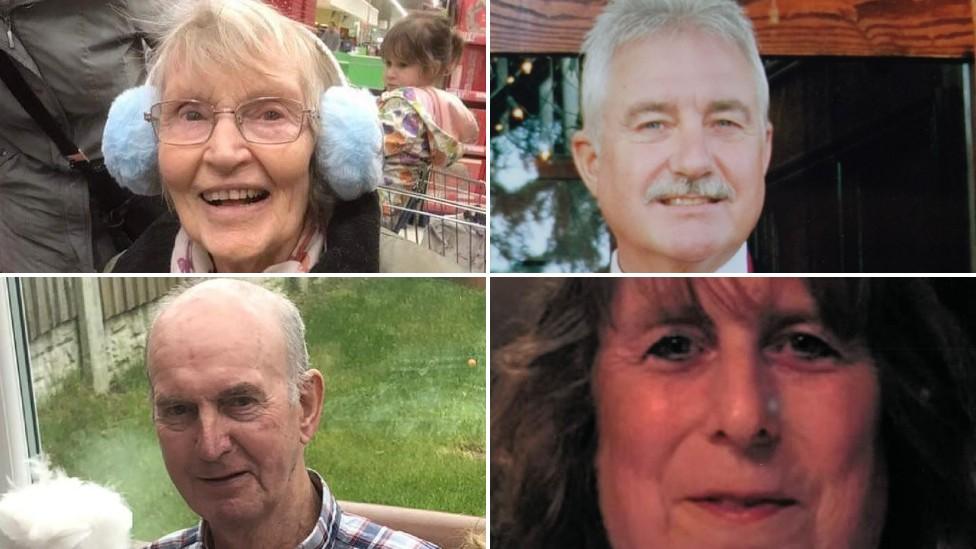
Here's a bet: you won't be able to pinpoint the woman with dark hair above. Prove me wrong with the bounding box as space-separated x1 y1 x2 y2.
491 278 976 549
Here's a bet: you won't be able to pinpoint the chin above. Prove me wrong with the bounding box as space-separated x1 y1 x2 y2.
661 238 730 265
195 225 278 266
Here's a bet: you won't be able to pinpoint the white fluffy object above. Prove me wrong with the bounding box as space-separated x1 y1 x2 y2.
0 458 133 549
317 86 384 201
101 84 161 196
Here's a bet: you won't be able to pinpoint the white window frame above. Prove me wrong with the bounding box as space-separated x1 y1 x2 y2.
0 278 40 493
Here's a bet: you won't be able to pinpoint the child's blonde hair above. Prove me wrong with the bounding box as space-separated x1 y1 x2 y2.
380 12 464 82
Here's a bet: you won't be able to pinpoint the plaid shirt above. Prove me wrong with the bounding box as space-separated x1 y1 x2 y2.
148 470 439 549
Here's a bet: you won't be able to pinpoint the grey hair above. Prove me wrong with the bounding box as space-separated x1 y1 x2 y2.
580 0 769 144
145 279 310 404
143 0 343 136
140 0 340 224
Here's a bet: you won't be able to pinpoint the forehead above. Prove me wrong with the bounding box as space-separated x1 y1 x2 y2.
606 278 817 328
148 296 287 393
604 28 760 119
161 57 305 104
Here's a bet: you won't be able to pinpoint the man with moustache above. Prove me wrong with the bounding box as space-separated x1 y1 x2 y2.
570 0 772 272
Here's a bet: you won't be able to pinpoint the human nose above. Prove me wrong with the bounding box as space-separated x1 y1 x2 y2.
669 123 713 180
708 335 780 454
203 111 251 170
195 407 232 461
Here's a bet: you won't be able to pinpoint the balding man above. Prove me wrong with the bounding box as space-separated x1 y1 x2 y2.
145 279 438 549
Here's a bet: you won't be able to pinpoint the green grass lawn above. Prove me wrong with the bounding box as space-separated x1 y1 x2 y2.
36 278 486 542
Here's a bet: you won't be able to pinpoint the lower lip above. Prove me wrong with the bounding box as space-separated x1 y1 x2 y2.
200 195 271 223
691 500 796 523
200 471 249 487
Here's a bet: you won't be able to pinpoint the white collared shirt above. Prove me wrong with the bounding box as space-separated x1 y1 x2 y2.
610 242 750 273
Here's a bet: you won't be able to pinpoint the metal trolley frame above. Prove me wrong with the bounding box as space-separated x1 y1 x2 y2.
379 166 487 272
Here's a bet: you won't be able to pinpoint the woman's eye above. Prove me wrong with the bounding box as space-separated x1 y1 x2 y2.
178 108 207 122
780 333 841 360
259 110 283 121
645 335 698 361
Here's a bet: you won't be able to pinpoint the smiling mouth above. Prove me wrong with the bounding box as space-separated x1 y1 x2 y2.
657 195 724 206
696 496 796 507
689 495 798 522
200 471 248 483
201 189 270 207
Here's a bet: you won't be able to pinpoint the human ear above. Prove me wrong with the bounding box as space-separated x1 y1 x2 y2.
571 130 600 197
298 369 325 445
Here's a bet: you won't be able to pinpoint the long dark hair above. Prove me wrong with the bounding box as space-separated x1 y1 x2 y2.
491 278 976 549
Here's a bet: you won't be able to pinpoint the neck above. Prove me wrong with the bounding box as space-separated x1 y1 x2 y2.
209 467 320 549
617 245 739 273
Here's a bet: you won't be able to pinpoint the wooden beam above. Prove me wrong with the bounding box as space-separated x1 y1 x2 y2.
491 0 975 58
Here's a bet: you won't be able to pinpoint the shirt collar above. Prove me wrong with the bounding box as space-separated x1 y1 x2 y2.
610 242 750 273
198 469 340 549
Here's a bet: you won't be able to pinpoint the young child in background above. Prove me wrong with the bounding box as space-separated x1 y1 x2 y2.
378 12 481 235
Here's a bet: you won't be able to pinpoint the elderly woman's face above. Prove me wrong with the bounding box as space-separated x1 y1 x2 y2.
158 62 314 272
593 278 886 549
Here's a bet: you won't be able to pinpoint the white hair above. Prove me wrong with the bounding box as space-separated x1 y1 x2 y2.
580 0 768 143
144 0 342 135
146 279 310 404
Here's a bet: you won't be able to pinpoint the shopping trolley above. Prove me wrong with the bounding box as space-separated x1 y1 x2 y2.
379 165 487 272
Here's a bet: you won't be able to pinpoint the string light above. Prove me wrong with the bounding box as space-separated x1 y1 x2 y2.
521 59 534 75
494 123 504 132
511 107 524 121
505 75 515 84
537 149 552 162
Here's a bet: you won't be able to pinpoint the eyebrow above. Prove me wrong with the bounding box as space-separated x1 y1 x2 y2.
164 85 302 105
620 304 714 334
707 99 753 122
153 383 267 408
153 395 188 410
623 101 677 123
217 383 267 401
761 311 823 336
622 99 754 123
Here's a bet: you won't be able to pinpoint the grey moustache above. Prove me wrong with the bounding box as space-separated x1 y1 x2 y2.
643 176 736 204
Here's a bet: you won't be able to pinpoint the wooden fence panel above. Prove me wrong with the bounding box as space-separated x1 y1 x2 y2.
23 278 184 340
111 279 125 319
135 278 148 308
23 278 75 341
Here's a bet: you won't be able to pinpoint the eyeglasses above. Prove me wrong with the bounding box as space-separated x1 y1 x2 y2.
144 97 317 145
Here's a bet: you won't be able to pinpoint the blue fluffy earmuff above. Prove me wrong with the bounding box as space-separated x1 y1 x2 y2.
101 32 382 201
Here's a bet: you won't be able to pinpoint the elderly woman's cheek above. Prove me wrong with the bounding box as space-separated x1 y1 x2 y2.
799 367 887 549
266 142 314 218
158 145 204 217
594 360 688 549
